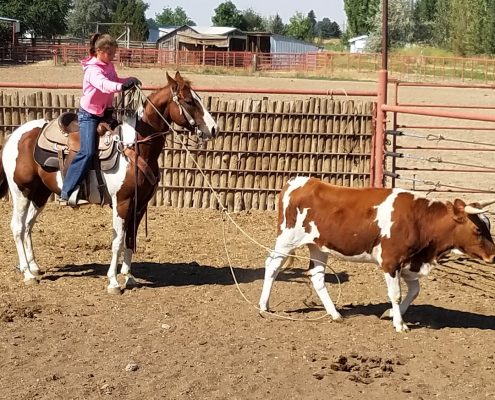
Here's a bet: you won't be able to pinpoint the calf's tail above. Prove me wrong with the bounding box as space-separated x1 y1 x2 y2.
0 144 9 199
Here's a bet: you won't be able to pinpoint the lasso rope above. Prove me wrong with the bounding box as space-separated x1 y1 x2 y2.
133 86 343 321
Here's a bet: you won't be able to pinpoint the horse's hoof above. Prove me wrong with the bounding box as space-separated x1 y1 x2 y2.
107 286 122 295
24 277 39 285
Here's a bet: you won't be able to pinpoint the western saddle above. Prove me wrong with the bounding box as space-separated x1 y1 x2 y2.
34 111 122 204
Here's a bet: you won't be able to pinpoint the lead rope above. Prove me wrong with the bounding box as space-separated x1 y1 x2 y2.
134 86 342 322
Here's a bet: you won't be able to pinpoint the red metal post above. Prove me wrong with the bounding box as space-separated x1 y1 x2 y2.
374 69 388 188
373 0 388 188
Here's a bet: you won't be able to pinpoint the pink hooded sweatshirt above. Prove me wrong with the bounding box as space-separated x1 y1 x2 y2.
79 56 126 116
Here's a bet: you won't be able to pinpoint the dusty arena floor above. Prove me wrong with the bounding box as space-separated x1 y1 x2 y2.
0 64 495 399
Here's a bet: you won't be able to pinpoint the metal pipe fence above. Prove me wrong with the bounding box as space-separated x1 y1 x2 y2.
384 81 495 194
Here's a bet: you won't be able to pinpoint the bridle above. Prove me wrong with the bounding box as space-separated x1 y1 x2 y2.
170 86 206 140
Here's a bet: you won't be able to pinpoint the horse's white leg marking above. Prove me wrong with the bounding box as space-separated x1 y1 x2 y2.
384 271 408 332
10 195 37 283
3 120 46 283
107 203 125 294
23 202 43 276
307 244 342 321
121 248 137 289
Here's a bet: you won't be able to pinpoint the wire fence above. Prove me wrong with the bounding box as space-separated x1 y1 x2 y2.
3 44 495 82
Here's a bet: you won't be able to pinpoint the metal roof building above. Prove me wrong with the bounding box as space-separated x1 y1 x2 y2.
154 25 321 54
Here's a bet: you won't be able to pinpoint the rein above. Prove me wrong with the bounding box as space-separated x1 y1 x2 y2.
120 85 202 252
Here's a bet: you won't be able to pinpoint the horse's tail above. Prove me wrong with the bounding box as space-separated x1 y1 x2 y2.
0 142 9 199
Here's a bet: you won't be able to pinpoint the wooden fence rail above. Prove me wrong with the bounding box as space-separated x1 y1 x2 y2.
0 90 374 211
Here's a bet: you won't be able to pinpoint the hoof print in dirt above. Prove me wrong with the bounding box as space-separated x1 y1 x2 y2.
330 353 406 384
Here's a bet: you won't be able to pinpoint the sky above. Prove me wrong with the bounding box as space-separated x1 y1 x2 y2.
145 0 347 28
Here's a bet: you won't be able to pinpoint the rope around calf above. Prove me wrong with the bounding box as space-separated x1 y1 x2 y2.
133 86 343 322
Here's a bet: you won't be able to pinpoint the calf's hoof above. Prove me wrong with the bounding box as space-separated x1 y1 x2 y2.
258 307 269 318
107 286 122 295
394 322 410 333
124 276 139 290
332 314 344 323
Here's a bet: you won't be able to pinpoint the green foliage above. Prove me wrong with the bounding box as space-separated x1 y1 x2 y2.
211 1 244 28
321 38 346 51
366 0 414 52
315 18 342 39
147 18 158 30
343 0 380 38
0 0 70 39
110 0 148 41
285 12 313 41
307 10 317 35
242 8 265 31
155 6 195 26
266 14 286 35
428 0 495 56
67 0 115 38
412 0 437 43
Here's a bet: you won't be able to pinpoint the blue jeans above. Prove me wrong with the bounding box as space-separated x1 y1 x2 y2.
60 108 100 199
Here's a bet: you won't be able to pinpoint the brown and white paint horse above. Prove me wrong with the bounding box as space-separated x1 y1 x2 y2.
0 71 217 293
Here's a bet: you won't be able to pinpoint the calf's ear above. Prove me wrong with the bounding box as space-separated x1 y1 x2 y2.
448 199 467 223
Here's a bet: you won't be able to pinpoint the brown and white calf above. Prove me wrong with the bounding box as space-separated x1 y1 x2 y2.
259 177 495 332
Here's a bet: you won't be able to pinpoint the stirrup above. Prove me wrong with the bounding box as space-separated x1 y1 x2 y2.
68 187 89 207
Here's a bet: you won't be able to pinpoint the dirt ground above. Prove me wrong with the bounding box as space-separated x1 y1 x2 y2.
1 64 495 400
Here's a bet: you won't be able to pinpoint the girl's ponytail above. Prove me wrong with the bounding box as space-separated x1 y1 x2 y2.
89 33 101 57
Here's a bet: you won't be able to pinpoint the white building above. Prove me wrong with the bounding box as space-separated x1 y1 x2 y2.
349 35 368 53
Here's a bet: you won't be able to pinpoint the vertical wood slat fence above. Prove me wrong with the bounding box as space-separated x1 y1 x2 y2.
0 90 375 211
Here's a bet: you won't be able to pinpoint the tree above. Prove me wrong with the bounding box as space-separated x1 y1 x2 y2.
315 18 342 38
242 8 265 31
432 0 450 47
431 0 486 56
147 18 158 30
110 0 148 41
0 0 71 41
211 1 244 28
343 0 380 38
366 0 413 52
308 10 317 37
155 6 195 26
285 12 313 41
412 0 438 44
67 0 114 38
267 14 285 34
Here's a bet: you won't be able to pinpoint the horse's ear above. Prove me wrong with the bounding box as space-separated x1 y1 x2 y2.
174 71 184 89
166 72 176 87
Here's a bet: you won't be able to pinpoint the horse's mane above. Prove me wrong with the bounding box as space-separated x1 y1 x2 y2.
122 76 194 118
